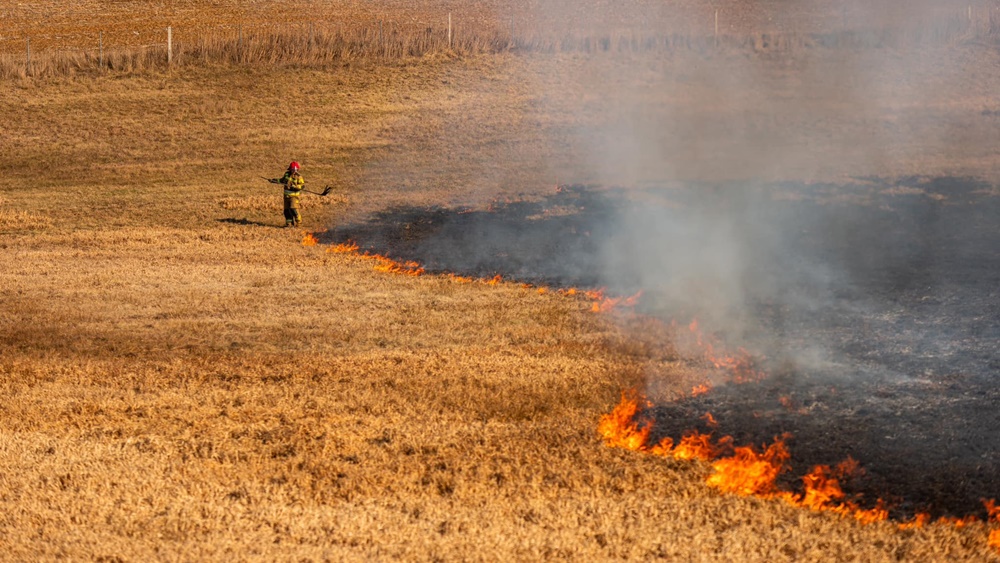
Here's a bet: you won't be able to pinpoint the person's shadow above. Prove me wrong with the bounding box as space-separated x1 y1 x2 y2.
217 218 281 228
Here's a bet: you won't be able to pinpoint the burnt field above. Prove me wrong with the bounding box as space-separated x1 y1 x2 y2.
323 177 1000 520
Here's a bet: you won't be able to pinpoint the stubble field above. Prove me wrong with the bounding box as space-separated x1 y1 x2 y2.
2 1 1000 560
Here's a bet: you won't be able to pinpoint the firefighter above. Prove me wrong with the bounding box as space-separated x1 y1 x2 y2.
269 161 305 227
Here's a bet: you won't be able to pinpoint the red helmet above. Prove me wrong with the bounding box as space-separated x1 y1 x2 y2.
288 161 300 172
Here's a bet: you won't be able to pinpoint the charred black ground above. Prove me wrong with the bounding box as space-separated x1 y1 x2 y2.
321 178 1000 519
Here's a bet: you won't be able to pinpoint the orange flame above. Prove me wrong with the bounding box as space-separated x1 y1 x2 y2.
934 514 979 528
598 391 897 526
849 501 890 525
322 238 623 296
302 232 318 246
597 394 720 461
372 255 424 276
681 319 766 384
691 383 712 397
707 439 790 496
701 412 718 427
591 290 644 313
325 240 424 276
987 500 1000 551
898 512 931 530
670 431 720 461
983 499 1000 523
597 392 651 451
327 241 359 254
795 464 846 510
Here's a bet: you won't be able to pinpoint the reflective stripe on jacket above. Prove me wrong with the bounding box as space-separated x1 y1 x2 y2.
281 171 305 192
282 171 305 209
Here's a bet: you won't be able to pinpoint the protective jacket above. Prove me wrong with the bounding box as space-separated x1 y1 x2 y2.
280 171 305 210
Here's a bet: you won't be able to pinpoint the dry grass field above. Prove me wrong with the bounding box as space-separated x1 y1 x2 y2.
2 1 1000 560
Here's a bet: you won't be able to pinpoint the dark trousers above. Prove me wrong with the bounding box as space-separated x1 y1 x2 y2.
283 202 301 226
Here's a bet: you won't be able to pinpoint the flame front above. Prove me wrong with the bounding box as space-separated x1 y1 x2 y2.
307 227 999 550
599 392 895 525
670 431 720 461
328 241 359 253
372 255 425 276
597 393 651 451
320 239 643 313
599 390 1000 548
987 499 1000 550
707 439 789 496
591 290 643 313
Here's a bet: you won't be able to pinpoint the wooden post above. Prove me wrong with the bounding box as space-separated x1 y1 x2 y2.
167 26 172 65
714 10 719 45
448 13 452 48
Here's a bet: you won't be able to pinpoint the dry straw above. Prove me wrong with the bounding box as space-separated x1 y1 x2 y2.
2 12 999 79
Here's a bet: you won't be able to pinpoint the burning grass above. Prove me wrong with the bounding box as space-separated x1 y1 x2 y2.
323 236 645 308
3 11 1000 559
316 183 1000 555
599 390 1000 545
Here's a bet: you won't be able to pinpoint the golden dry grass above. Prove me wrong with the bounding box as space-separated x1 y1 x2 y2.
3 4 1000 559
2 0 998 79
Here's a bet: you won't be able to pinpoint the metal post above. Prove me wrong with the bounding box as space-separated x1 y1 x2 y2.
99 31 103 68
25 37 30 74
167 26 172 65
448 13 452 48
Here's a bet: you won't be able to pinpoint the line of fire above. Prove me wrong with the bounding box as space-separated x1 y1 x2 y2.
306 180 1000 552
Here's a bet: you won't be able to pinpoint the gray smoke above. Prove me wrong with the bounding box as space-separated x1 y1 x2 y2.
512 1 998 377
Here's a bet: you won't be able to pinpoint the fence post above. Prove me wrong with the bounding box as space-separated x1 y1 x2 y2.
167 26 172 65
448 13 452 48
714 10 719 45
